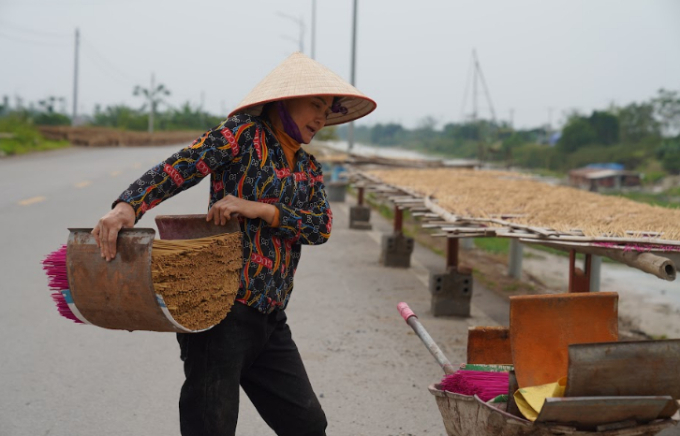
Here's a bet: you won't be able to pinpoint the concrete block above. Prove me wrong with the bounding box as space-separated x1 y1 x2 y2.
429 267 473 317
379 233 414 268
350 221 372 230
349 205 372 230
326 182 347 202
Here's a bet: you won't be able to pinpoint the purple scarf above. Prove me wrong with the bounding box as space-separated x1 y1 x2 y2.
276 101 303 143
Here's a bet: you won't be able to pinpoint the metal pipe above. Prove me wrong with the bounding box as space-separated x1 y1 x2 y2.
72 28 79 126
590 255 602 292
508 239 523 279
394 205 403 234
446 238 459 269
569 251 592 293
348 0 358 152
398 302 456 374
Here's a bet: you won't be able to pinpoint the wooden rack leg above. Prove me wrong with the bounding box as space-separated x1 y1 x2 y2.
569 250 592 293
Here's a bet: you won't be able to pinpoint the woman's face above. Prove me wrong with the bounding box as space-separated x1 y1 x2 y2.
285 96 333 143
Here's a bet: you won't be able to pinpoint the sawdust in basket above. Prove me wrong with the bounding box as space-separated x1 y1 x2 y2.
151 233 242 331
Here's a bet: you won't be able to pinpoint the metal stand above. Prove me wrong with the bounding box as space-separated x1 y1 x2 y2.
380 205 414 268
508 239 523 279
429 238 473 317
349 186 372 230
569 250 592 293
326 181 347 202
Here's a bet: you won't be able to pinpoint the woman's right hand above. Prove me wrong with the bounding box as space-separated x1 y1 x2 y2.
92 202 136 261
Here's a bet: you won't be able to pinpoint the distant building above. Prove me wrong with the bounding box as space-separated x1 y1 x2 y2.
569 164 641 192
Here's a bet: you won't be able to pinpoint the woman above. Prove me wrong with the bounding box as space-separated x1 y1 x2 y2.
92 52 376 436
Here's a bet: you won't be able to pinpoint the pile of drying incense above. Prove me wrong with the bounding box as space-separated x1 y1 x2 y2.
368 168 680 241
152 233 242 331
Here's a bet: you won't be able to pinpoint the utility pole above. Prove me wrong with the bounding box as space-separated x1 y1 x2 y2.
277 12 305 53
72 28 80 126
311 0 317 59
347 0 358 152
472 50 478 123
148 73 155 134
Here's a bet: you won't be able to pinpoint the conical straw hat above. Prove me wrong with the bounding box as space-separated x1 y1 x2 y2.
229 52 376 126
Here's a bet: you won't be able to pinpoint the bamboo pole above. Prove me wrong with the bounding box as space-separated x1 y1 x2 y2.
526 241 677 281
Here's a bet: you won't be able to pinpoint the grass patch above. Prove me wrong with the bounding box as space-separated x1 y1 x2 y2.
606 191 680 209
0 115 70 156
473 237 509 255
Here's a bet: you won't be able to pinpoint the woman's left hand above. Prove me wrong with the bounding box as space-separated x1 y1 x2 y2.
207 194 276 225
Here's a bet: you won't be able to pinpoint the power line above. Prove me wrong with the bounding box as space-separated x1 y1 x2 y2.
0 21 71 38
0 30 69 47
80 38 138 85
79 49 135 88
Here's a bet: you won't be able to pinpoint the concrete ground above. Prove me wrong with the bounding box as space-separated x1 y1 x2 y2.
0 145 508 436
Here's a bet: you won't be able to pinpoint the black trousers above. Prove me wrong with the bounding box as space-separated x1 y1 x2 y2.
177 303 327 436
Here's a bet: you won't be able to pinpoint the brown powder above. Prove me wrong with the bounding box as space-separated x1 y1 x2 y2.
151 233 243 331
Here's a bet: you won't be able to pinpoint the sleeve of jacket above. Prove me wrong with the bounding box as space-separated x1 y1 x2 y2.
271 156 332 245
113 115 256 223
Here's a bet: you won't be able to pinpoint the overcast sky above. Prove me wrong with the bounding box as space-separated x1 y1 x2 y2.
1 0 679 129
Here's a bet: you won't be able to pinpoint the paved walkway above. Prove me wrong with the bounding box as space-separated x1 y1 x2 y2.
0 145 508 436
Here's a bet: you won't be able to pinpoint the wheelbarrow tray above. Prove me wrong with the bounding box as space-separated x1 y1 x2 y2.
428 384 679 436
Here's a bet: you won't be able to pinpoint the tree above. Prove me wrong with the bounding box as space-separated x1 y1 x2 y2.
616 102 660 143
557 116 596 153
134 73 170 134
656 136 680 174
92 104 147 131
588 111 619 145
652 88 680 136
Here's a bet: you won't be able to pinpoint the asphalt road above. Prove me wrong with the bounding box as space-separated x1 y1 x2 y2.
0 144 506 436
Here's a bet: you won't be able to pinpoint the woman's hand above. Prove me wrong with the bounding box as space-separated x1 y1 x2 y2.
91 202 136 261
207 195 276 225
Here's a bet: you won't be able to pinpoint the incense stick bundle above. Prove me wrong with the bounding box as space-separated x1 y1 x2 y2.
151 233 242 331
42 232 243 331
439 370 509 402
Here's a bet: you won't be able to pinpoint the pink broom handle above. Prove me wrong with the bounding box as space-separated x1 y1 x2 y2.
398 302 456 375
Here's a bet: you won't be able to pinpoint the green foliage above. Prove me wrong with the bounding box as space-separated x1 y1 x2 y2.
93 104 148 131
588 111 619 145
557 116 596 153
0 114 69 155
656 136 680 174
370 123 404 145
512 143 559 170
92 102 221 132
616 102 661 143
473 237 509 255
315 125 339 141
652 88 680 135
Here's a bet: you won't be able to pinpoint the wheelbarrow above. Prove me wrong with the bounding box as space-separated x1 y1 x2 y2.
64 214 241 333
397 302 680 436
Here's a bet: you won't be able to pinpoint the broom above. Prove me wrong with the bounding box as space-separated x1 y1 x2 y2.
397 302 509 401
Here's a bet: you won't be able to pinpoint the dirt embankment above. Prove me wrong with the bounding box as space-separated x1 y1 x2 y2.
39 126 202 147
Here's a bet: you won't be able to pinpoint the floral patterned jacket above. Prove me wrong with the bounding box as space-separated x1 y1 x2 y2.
115 113 332 314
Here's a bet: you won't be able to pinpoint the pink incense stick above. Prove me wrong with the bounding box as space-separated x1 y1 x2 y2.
440 370 509 401
42 245 83 324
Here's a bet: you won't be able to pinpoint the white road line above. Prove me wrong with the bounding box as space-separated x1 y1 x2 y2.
75 181 91 188
18 196 46 206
